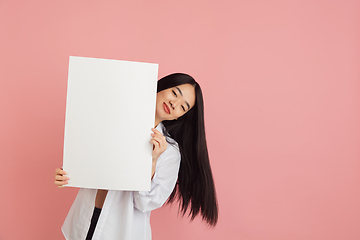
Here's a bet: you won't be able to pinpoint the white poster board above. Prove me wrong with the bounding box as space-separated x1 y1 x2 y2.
63 56 158 191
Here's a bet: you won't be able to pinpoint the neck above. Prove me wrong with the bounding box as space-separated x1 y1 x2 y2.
154 115 161 128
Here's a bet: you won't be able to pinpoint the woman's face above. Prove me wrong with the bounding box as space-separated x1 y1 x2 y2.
155 83 196 124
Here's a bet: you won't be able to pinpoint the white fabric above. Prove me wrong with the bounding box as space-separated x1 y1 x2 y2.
61 123 181 240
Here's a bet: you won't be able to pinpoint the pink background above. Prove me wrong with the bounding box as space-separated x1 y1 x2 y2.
1 0 359 239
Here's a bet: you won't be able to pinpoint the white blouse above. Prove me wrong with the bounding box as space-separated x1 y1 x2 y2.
61 123 181 240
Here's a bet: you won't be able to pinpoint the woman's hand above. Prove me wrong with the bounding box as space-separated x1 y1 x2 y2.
150 128 167 179
54 168 69 188
150 128 168 160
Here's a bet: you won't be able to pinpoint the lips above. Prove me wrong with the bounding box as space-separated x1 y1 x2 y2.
163 102 170 114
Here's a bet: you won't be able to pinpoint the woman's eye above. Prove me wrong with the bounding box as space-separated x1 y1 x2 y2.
172 90 177 97
182 106 185 111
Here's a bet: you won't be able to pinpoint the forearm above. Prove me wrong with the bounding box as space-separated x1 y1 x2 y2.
151 158 158 180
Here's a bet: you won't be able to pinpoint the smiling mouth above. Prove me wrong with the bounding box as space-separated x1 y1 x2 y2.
163 102 170 114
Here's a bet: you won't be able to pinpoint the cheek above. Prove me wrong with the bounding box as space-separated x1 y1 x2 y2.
177 110 187 118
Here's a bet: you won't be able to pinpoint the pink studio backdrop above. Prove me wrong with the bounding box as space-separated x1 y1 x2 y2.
1 0 359 239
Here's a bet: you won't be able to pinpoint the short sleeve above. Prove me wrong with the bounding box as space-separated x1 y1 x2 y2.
133 142 181 212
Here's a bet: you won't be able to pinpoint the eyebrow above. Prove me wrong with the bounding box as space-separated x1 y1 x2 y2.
175 86 190 110
175 87 183 96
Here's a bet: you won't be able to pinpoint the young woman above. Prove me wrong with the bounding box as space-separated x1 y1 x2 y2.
54 73 218 240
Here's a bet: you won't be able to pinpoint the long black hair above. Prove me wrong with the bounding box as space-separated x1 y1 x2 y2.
157 73 218 226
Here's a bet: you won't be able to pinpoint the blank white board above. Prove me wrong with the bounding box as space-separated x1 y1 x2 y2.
63 56 158 191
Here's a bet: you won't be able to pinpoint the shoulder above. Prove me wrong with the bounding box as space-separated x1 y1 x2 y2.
162 137 180 161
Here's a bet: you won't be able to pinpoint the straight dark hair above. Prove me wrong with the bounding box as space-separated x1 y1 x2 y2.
157 73 218 226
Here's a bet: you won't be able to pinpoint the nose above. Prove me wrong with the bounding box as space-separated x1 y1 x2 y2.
169 99 180 109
